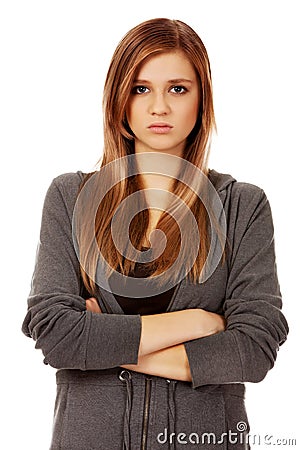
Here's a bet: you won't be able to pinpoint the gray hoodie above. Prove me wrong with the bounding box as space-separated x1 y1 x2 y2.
22 169 288 450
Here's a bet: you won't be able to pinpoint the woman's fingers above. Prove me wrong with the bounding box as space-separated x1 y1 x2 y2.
85 297 102 313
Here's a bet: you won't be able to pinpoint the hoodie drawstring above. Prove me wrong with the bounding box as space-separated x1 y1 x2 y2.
119 369 133 450
166 379 177 450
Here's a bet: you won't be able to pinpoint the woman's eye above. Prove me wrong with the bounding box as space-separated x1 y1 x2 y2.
132 86 149 94
170 86 187 94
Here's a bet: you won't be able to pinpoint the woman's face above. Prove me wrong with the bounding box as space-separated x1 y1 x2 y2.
126 51 200 157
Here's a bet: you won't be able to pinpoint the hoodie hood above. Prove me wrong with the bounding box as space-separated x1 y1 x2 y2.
208 168 237 193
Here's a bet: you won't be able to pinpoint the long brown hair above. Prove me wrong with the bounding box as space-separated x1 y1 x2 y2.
75 18 222 296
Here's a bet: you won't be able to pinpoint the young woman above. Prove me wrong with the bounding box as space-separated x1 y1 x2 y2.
22 18 288 449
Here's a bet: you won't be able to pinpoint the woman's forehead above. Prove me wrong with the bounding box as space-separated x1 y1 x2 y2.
135 51 197 83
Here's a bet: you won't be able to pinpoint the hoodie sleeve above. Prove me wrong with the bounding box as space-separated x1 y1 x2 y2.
184 183 289 388
21 173 142 370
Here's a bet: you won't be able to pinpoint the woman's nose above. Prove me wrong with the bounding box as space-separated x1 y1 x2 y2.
148 93 171 116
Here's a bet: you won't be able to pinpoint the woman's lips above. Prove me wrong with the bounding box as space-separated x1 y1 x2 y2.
148 123 173 134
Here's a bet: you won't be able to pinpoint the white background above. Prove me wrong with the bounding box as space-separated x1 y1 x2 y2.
1 0 299 448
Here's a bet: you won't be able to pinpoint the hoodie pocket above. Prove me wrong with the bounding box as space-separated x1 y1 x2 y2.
175 388 227 449
51 383 126 449
151 383 227 449
223 393 250 450
50 383 69 449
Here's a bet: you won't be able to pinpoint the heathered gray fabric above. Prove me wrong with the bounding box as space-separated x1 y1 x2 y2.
22 169 288 450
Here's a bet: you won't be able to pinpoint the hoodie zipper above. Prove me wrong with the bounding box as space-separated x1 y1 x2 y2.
141 377 152 450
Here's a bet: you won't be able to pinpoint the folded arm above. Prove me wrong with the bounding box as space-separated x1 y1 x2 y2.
86 297 225 381
123 344 192 382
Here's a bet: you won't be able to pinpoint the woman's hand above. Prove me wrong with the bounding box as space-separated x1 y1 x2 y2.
85 297 102 314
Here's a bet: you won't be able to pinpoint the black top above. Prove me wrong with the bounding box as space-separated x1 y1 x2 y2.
114 246 176 315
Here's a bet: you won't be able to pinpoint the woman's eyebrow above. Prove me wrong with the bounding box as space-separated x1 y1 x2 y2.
168 78 193 84
133 78 194 84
